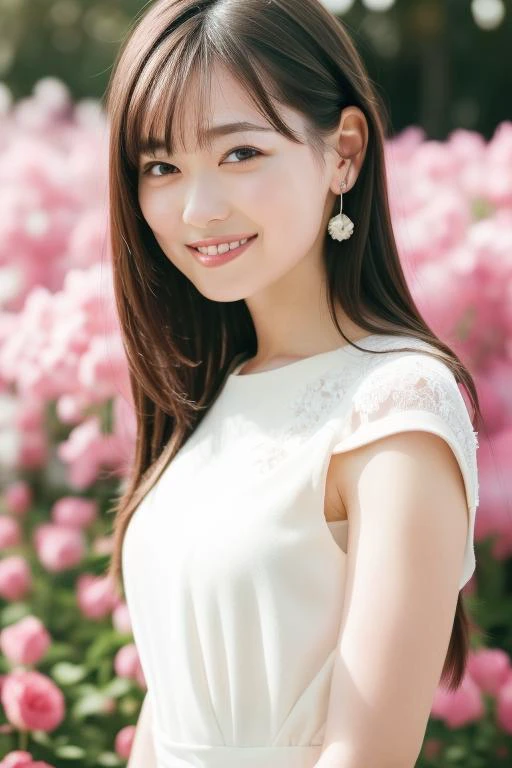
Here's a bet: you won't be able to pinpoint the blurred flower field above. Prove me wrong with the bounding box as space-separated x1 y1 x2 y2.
0 78 512 766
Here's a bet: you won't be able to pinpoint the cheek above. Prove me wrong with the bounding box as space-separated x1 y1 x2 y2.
252 166 326 253
138 187 178 236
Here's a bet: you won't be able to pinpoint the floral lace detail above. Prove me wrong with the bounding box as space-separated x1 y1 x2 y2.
252 336 426 473
253 336 480 511
251 338 394 473
346 354 480 508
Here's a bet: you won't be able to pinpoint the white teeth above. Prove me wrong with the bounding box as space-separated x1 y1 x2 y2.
196 237 250 256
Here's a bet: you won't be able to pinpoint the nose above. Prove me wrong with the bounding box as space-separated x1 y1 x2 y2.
182 180 230 229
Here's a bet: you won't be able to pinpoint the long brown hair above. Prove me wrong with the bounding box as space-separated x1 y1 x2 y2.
103 0 484 692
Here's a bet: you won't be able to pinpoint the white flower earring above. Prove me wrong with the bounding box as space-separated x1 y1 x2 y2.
328 160 354 242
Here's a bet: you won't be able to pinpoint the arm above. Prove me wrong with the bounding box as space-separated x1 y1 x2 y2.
315 430 469 768
127 691 158 768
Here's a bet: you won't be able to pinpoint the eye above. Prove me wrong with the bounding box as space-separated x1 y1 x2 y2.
141 146 262 177
142 162 176 178
223 146 262 164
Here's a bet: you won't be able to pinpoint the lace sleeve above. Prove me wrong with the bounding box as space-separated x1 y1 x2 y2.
332 353 480 590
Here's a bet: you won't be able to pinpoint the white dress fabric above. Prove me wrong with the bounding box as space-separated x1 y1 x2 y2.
122 333 480 768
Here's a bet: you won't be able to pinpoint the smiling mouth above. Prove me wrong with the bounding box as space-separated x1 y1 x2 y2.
190 235 257 254
187 235 258 267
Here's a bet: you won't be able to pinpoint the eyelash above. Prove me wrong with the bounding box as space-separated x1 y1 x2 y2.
141 146 263 177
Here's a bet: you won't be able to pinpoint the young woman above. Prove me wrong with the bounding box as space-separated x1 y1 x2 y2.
104 1 481 766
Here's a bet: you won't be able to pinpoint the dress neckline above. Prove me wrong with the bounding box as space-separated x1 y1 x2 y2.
228 333 383 381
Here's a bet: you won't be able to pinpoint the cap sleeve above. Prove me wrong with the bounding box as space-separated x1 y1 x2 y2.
332 352 480 590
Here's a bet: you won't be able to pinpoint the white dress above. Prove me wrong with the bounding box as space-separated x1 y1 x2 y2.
122 333 479 768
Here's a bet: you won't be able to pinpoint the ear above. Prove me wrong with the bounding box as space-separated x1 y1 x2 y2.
328 106 369 196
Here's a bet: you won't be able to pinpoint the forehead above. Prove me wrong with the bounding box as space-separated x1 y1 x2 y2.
139 120 275 157
137 61 305 157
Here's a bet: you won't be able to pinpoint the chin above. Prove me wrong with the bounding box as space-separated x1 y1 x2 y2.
196 284 249 303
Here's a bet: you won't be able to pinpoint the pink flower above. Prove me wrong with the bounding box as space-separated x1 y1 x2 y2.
0 751 55 767
15 401 44 431
51 497 98 529
3 482 32 517
0 750 54 768
475 427 512 559
57 417 107 489
0 556 32 601
1 669 65 732
115 724 136 760
17 431 47 470
56 414 128 491
113 644 145 690
114 644 145 686
0 616 51 666
467 647 511 696
431 672 485 728
112 602 132 635
0 751 33 767
76 573 118 620
0 516 21 549
78 334 130 400
55 394 88 424
496 676 512 734
33 523 85 572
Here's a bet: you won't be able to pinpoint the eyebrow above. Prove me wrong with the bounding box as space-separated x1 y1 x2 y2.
139 121 274 156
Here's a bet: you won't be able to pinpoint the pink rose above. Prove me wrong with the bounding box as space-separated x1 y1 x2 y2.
0 751 33 767
0 616 51 666
33 523 85 572
0 556 32 601
76 573 118 619
15 401 44 431
51 497 98 529
0 758 55 768
57 417 105 489
114 644 141 679
496 676 512 734
0 751 55 767
115 724 136 760
467 647 511 696
113 644 146 689
112 602 132 635
431 672 485 728
3 482 32 517
55 393 88 424
0 516 21 549
17 431 47 469
1 669 65 732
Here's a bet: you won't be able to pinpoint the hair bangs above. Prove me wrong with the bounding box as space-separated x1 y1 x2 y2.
125 26 311 171
124 33 216 169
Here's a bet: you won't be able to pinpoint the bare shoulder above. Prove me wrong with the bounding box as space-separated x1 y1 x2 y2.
333 429 469 546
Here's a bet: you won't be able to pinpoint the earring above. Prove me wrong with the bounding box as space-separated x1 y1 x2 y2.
328 163 354 242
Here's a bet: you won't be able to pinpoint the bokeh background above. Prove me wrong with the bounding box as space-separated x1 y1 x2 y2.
0 1 511 766
2 0 511 138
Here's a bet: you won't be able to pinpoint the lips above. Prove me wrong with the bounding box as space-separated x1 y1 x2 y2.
190 234 257 253
187 233 257 248
187 234 257 268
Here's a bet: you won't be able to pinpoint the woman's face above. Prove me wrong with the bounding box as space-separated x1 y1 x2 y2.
137 64 336 303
